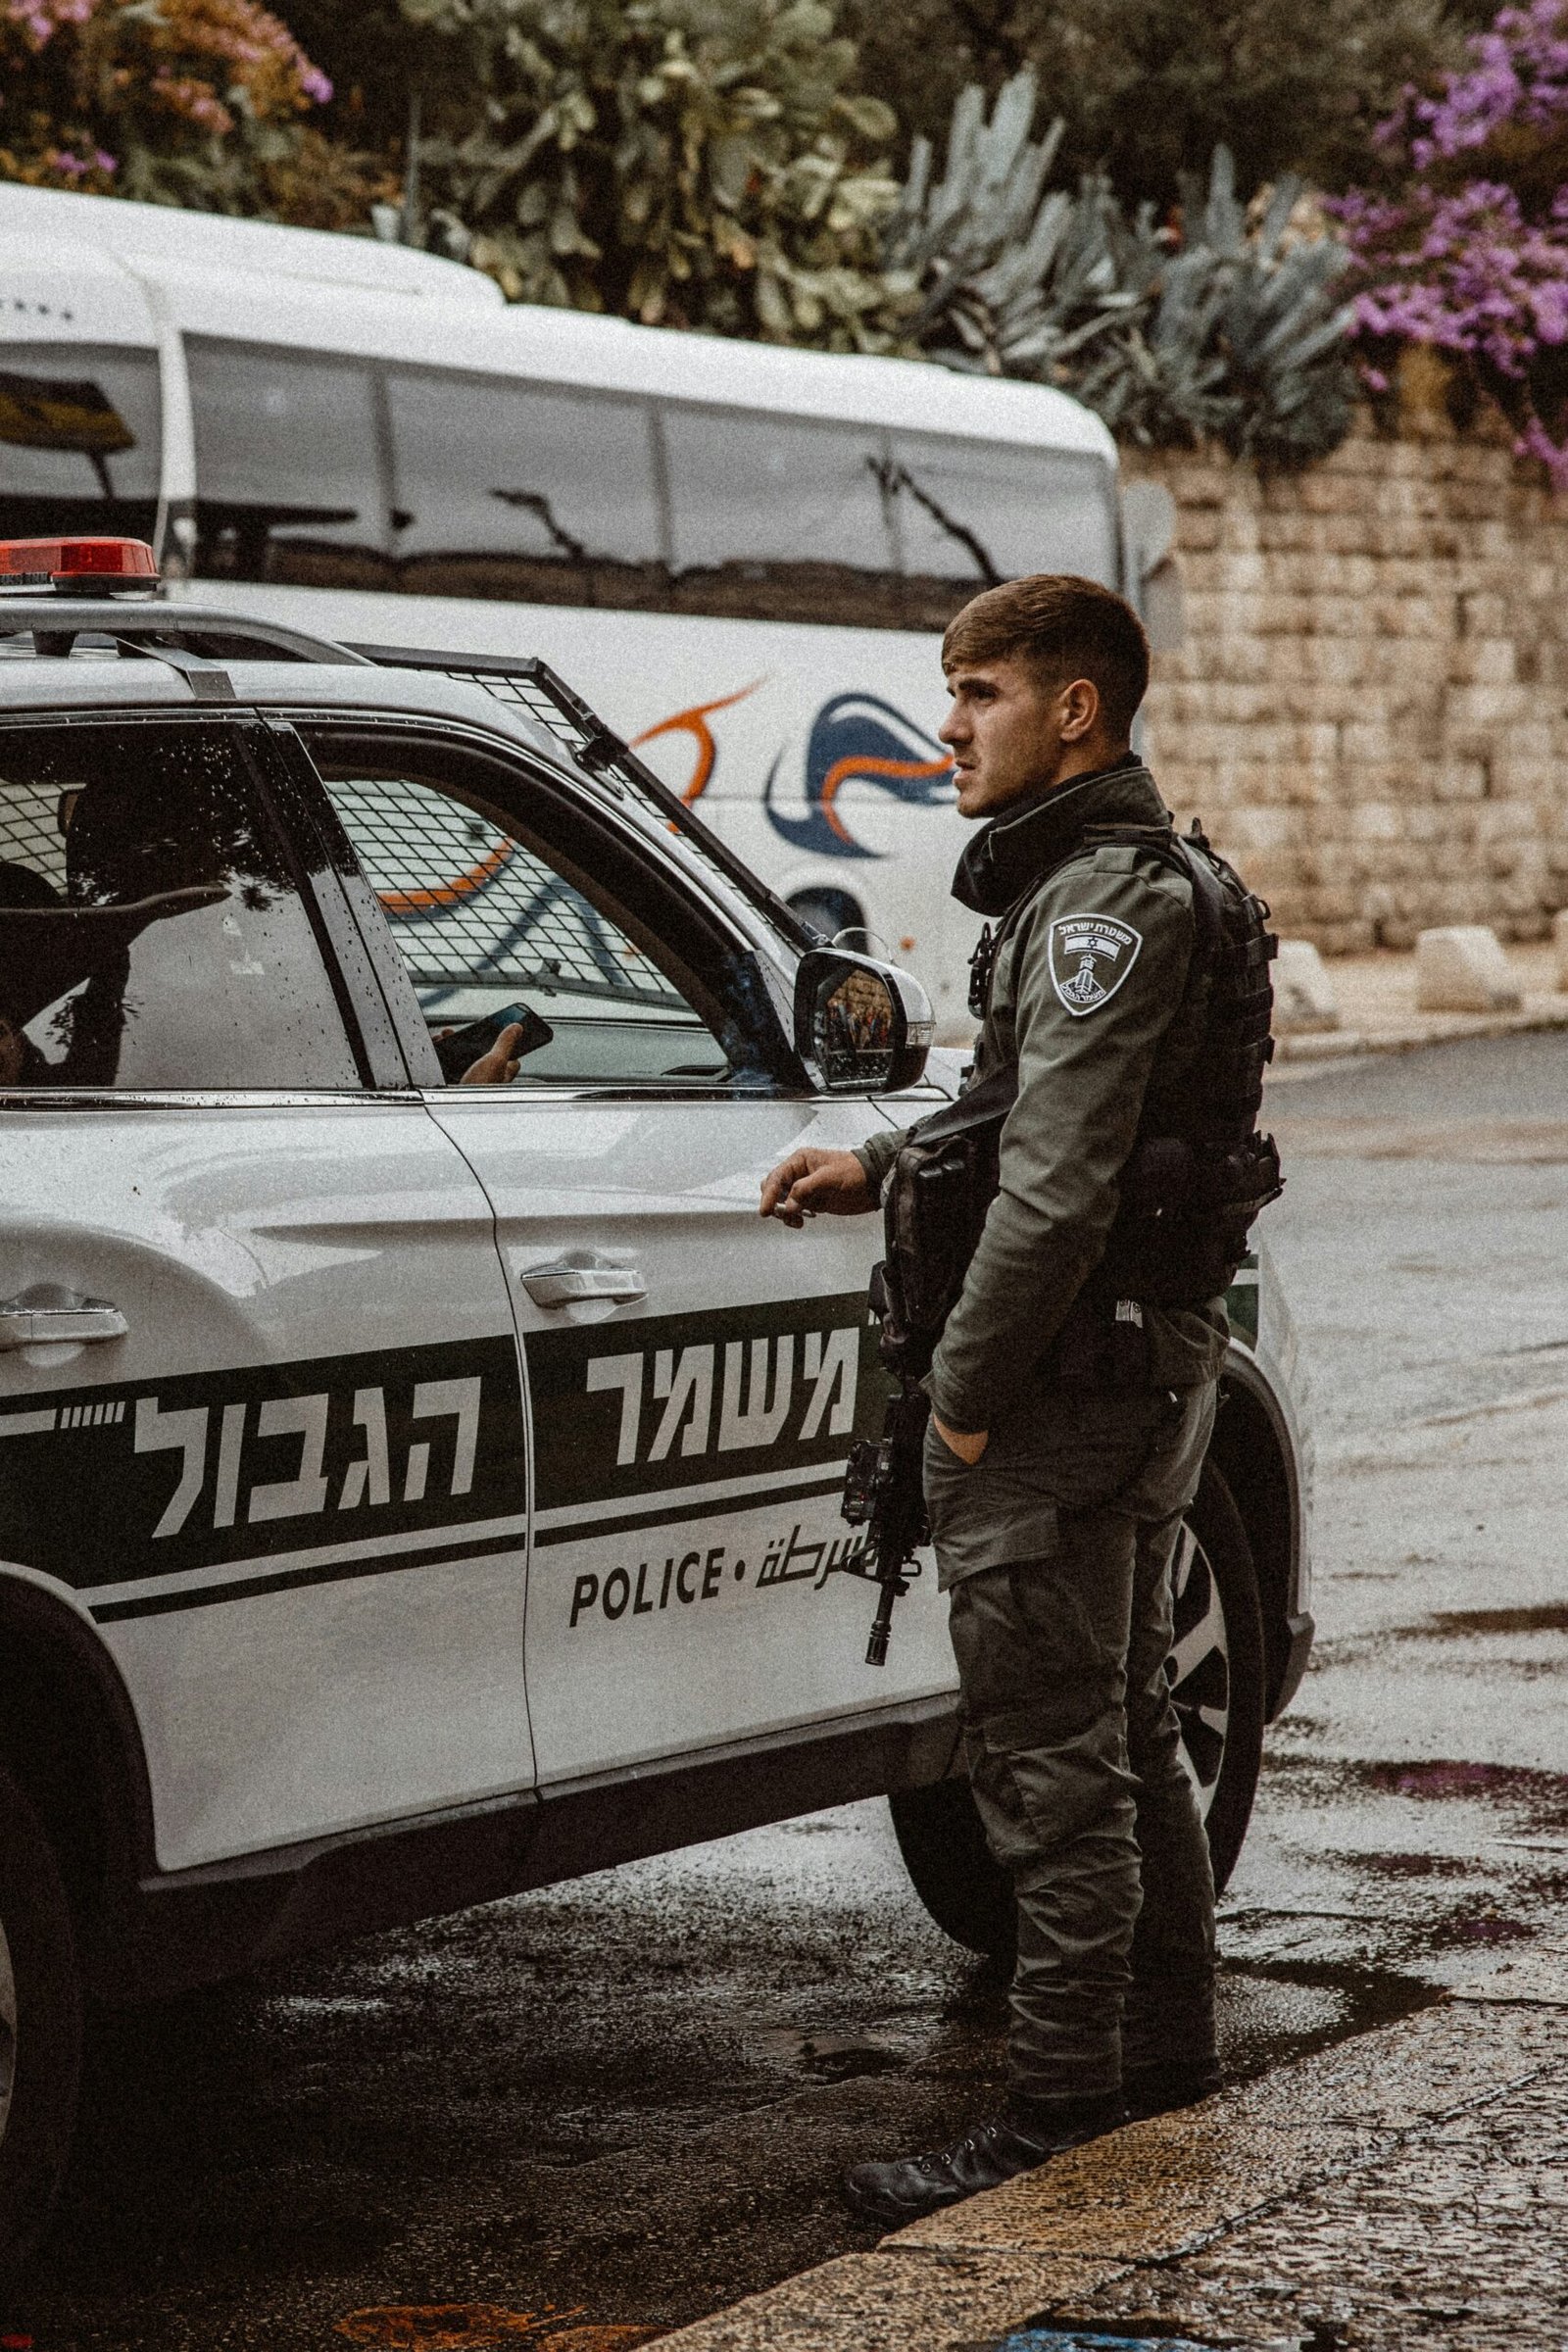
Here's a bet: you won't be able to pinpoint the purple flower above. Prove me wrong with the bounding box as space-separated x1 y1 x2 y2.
1517 413 1568 482
1400 0 1568 165
1336 2 1568 451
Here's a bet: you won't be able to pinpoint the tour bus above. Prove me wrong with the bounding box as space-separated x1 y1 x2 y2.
0 183 1172 1032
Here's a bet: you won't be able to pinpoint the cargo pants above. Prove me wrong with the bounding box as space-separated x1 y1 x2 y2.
925 1379 1218 2109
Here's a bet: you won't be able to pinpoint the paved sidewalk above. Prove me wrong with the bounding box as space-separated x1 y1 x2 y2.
654 1938 1568 2351
1274 939 1568 1071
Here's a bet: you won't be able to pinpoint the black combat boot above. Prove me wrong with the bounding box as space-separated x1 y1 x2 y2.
842 2092 1125 2228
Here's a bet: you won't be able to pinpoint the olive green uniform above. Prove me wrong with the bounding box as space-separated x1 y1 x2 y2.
857 760 1226 2110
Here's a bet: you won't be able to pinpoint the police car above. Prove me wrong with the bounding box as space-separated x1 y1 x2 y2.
0 537 1313 2260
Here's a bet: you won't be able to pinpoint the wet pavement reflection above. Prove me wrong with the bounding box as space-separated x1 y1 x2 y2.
15 1029 1568 2349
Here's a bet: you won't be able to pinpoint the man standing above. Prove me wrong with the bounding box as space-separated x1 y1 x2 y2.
760 574 1261 2227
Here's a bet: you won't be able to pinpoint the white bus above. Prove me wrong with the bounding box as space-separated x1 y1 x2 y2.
0 183 1168 1032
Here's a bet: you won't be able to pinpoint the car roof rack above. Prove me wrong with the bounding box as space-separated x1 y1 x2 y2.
348 641 811 950
0 601 375 667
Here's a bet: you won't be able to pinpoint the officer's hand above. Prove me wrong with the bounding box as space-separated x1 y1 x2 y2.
933 1415 989 1465
460 1022 526 1086
760 1148 874 1227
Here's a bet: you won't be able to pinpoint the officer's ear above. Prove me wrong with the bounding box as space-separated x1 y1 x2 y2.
1056 676 1101 743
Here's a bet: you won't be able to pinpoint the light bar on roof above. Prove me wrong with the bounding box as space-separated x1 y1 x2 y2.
0 536 159 596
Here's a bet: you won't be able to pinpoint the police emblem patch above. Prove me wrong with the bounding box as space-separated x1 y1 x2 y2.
1048 911 1143 1016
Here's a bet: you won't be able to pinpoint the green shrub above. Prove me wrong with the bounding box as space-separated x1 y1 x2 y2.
889 74 1358 464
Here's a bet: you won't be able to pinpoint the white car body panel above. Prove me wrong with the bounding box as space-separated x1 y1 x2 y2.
0 1098 533 1869
427 1089 951 1787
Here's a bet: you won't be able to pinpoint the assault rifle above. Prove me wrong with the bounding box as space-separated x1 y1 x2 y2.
840 1370 931 1668
838 1074 1010 1666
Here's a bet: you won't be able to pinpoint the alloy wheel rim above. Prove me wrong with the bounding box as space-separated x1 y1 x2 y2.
1167 1519 1231 1821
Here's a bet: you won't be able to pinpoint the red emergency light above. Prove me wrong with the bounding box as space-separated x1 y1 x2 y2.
0 536 159 596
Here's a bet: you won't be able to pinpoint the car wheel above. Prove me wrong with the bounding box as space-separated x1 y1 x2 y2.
0 1766 82 2272
889 1458 1266 1962
1168 1454 1265 1892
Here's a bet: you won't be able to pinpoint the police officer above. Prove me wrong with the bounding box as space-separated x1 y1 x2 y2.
760 574 1230 2227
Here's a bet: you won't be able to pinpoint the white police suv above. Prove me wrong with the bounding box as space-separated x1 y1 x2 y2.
0 537 1313 2260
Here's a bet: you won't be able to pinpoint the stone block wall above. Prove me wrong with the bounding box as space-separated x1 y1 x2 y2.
1130 416 1568 952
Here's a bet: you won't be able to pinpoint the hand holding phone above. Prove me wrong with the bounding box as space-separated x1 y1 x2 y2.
432 1001 554 1085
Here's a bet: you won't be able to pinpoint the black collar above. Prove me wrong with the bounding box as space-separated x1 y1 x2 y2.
952 757 1171 916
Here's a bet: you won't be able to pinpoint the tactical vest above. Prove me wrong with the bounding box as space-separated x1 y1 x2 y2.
873 819 1283 1384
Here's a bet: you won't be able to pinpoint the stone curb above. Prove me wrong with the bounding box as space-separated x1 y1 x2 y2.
1273 991 1568 1068
650 1944 1568 2351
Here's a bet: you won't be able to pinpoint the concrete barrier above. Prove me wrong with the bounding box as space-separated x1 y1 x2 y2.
1414 926 1522 1013
1554 908 1568 992
1273 940 1341 1033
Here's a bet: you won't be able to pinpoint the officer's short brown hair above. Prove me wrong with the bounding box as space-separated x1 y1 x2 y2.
942 575 1150 740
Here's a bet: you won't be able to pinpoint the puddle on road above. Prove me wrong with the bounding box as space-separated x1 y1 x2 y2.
1420 1601 1568 1637
749 2027 905 2081
1334 1603 1568 1647
980 2332 1221 2352
978 2325 1348 2352
336 2309 659 2351
1216 1957 1433 2082
1360 1756 1568 1808
1340 1848 1471 1878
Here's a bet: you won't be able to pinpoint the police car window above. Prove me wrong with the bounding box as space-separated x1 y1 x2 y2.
0 344 162 542
386 369 665 611
887 435 1120 629
0 722 361 1092
662 406 901 628
315 760 771 1091
188 338 390 587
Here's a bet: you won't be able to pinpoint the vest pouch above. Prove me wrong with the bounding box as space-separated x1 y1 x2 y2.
879 1062 1015 1376
1119 1134 1194 1217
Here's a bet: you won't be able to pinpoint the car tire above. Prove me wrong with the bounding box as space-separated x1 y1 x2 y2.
889 1457 1266 1964
0 1766 82 2273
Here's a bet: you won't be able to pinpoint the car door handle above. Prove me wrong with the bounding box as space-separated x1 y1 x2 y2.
0 1286 128 1348
520 1258 647 1308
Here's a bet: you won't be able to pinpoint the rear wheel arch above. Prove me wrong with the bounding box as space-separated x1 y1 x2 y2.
0 1577 155 1975
1207 1361 1298 1719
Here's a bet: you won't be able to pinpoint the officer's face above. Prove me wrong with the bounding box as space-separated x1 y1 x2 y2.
940 659 1102 819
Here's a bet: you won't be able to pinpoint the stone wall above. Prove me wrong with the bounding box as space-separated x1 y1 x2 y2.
1131 416 1568 953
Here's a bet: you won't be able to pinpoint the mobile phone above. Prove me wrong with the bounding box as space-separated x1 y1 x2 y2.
431 1001 554 1084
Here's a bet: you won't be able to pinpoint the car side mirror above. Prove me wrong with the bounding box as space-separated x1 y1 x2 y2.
793 947 934 1095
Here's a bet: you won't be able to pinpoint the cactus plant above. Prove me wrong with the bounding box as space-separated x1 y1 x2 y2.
888 72 1358 465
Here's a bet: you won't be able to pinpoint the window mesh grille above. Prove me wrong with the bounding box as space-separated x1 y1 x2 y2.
0 786 67 892
450 665 742 902
327 772 683 1008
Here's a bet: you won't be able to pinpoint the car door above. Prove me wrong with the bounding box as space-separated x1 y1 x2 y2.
301 717 956 1791
0 710 532 1871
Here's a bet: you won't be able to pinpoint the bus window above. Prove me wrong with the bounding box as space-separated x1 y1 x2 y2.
386 370 665 611
0 346 161 541
188 339 391 589
662 407 901 629
888 435 1119 627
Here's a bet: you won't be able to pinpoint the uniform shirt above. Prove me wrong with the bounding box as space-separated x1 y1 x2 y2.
857 758 1228 1446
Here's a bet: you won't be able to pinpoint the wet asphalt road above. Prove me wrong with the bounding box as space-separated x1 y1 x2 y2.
16 1029 1568 2352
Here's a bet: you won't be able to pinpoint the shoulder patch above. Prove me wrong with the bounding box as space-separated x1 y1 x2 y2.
1049 910 1143 1016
